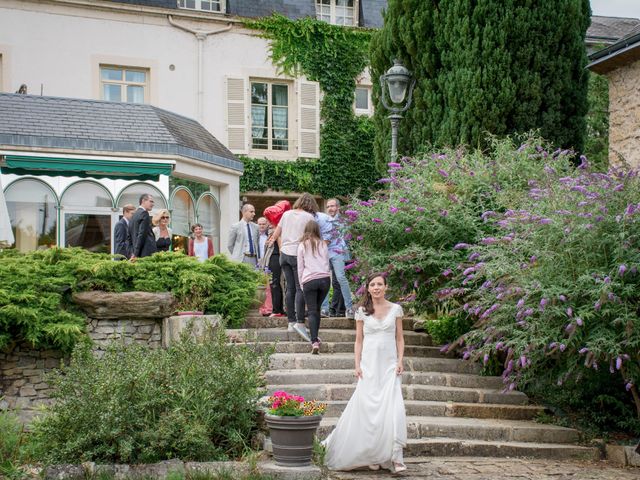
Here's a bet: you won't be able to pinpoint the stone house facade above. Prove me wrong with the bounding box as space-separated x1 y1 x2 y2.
589 30 640 168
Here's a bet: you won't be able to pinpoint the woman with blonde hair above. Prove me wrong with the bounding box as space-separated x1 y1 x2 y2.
297 220 330 354
152 209 172 252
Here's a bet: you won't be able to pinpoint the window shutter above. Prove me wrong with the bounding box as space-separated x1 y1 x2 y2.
225 77 247 153
297 80 320 158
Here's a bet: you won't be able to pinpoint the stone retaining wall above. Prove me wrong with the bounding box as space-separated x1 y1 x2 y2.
0 344 63 421
0 291 219 423
87 318 163 350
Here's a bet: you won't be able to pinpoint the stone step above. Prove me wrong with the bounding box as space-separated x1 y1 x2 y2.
317 416 581 444
268 353 480 374
404 440 600 460
243 315 418 331
265 369 503 389
265 383 528 405
228 328 432 346
321 400 544 420
260 342 445 357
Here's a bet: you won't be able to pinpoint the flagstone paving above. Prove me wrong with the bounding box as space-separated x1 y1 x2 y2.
328 457 640 480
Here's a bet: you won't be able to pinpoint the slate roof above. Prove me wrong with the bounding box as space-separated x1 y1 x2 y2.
587 15 640 45
0 93 242 172
107 0 387 28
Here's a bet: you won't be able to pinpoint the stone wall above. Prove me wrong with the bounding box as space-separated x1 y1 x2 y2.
608 59 640 168
0 292 218 423
87 318 163 351
0 344 64 422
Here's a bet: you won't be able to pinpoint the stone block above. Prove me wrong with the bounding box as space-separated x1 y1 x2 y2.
73 291 175 319
162 315 221 348
606 444 628 466
258 460 322 480
15 397 31 409
44 464 85 480
22 368 42 376
137 325 155 334
34 382 50 390
44 358 62 368
16 359 36 369
20 386 37 397
13 379 26 388
625 446 640 467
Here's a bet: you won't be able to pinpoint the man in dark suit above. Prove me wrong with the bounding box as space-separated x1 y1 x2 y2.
114 204 135 259
130 194 157 259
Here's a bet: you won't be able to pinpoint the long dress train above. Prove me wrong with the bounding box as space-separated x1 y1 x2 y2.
323 303 407 470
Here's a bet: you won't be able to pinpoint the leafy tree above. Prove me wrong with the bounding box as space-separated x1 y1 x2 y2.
371 0 591 166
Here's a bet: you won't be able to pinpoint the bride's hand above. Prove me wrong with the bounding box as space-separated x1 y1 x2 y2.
396 362 404 375
355 367 363 379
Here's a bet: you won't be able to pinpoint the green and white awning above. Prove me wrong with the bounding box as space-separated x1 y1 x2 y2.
1 153 174 181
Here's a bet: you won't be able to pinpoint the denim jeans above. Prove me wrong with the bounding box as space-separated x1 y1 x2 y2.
280 252 305 324
303 277 330 343
322 252 353 312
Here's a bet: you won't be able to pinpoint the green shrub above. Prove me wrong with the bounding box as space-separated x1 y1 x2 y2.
423 314 473 346
440 145 640 430
344 135 563 314
0 249 261 351
31 324 270 463
0 409 35 479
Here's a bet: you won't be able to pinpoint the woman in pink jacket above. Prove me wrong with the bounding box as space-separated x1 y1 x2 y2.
297 220 331 354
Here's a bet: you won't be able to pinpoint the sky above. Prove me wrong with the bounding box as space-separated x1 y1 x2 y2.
591 0 640 18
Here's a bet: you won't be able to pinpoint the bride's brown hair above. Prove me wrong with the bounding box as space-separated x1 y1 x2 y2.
358 272 387 315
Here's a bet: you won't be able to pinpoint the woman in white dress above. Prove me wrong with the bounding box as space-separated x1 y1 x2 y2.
323 272 407 473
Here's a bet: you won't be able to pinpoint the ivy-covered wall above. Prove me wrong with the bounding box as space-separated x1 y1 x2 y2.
242 15 380 198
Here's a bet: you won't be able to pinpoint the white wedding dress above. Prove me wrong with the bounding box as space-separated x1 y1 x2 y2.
323 303 407 471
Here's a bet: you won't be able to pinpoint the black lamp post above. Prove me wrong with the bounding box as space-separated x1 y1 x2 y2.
379 59 415 161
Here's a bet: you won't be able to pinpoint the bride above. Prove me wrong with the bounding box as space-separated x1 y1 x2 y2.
323 272 407 473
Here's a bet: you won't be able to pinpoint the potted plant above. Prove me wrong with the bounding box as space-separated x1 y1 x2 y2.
264 390 327 467
254 266 271 306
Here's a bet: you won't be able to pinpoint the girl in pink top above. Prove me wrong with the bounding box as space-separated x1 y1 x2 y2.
297 220 331 354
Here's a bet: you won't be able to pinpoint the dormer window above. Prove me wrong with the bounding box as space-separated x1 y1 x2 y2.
177 0 223 12
316 0 357 26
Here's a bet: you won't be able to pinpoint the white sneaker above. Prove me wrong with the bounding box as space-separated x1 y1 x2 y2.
293 323 311 342
345 307 355 319
287 322 295 333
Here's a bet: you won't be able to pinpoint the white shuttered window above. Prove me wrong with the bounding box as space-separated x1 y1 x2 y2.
226 77 248 153
298 80 320 158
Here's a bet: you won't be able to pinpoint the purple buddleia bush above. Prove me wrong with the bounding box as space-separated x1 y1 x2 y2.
343 135 570 310
443 159 640 418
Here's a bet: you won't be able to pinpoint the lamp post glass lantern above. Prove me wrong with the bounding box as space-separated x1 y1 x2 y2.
379 59 415 161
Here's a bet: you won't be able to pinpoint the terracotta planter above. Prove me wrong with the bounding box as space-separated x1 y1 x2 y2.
265 414 322 467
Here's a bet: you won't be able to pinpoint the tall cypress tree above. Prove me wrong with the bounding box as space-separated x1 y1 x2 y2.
371 0 591 164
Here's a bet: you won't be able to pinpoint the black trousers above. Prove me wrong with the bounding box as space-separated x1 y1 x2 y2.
269 252 285 314
303 277 331 344
280 253 305 324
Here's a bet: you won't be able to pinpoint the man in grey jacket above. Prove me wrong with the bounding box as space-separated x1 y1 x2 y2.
227 203 259 265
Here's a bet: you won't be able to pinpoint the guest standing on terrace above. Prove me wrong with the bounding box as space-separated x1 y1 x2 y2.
268 193 318 341
297 220 331 354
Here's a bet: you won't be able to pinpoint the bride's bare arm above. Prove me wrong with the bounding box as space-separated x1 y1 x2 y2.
355 319 364 378
395 316 405 375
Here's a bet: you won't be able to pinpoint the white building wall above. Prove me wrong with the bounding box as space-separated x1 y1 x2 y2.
0 0 292 249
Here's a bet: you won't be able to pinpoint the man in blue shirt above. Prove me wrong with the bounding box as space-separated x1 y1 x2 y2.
318 198 354 319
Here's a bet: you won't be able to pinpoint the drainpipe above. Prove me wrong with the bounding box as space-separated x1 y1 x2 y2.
167 15 232 122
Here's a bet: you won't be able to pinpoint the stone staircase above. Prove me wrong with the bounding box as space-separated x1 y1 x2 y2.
231 312 600 461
